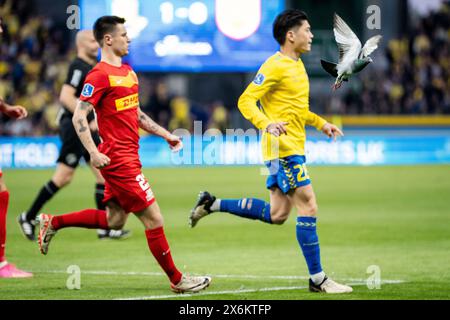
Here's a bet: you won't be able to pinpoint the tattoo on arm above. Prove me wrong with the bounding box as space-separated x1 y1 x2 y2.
73 101 97 154
138 111 161 134
79 101 92 111
77 118 88 133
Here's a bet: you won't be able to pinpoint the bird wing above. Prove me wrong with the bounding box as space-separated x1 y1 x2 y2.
333 13 362 64
360 35 382 58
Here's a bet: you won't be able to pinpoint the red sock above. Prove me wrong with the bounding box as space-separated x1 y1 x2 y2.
0 191 9 262
51 209 108 230
145 227 182 284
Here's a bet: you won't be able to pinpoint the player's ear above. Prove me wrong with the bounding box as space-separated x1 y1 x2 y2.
286 30 295 43
103 34 113 46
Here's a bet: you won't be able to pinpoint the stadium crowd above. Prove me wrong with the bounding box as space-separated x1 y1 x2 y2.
0 0 449 137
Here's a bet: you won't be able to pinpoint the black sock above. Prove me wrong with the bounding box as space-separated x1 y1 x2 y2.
95 184 108 234
95 183 106 210
26 180 59 221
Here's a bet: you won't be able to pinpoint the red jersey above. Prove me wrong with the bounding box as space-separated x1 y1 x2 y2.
80 62 140 173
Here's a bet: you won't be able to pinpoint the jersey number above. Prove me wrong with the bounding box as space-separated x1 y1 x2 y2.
136 174 150 191
294 164 309 182
136 173 154 202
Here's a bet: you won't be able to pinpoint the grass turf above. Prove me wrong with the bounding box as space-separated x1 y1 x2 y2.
1 165 449 300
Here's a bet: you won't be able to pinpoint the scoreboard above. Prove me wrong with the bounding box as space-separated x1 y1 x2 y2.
80 0 284 72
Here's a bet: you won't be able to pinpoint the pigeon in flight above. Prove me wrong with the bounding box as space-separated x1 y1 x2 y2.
321 13 382 91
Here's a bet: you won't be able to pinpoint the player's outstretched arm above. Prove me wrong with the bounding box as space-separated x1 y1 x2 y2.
73 100 110 168
0 98 27 120
321 122 344 141
137 108 183 152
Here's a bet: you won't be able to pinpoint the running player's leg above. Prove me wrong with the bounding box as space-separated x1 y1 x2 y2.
194 187 291 224
288 180 352 293
268 187 292 225
190 160 292 227
193 193 273 224
37 199 127 255
0 173 33 277
134 202 211 293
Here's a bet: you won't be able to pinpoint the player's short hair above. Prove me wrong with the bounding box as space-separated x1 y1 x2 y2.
93 15 126 46
273 9 309 46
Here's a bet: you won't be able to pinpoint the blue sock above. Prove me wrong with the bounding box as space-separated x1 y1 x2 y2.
296 216 323 275
220 199 272 224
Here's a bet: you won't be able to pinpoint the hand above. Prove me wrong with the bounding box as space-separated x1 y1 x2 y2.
321 123 344 141
266 122 288 137
166 134 183 152
90 151 111 169
3 105 27 120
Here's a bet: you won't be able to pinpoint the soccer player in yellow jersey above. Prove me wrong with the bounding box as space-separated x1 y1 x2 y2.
190 9 352 294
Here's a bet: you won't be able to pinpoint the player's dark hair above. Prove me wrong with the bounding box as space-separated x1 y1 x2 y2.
93 15 126 45
273 9 309 46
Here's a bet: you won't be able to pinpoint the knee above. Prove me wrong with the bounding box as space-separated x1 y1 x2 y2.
303 202 318 217
0 183 7 193
106 212 127 230
53 174 73 188
147 213 164 229
270 211 289 225
107 218 126 230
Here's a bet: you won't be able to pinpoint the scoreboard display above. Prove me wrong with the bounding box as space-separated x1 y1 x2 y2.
80 0 284 72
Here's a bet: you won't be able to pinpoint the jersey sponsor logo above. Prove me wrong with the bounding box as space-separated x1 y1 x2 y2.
108 71 139 88
253 73 265 85
115 93 139 112
81 83 94 97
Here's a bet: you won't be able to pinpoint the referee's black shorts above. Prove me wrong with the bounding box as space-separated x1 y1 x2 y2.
56 113 101 168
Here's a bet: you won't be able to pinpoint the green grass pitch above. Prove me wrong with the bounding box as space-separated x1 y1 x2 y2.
1 165 449 300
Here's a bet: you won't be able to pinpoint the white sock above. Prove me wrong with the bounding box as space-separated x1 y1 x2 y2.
311 271 326 285
0 261 8 269
210 199 221 212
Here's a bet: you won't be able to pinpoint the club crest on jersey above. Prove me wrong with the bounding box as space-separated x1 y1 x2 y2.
216 0 261 40
253 73 265 85
81 83 94 97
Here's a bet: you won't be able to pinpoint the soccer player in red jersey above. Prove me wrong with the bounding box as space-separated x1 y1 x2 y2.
0 18 32 278
36 16 211 293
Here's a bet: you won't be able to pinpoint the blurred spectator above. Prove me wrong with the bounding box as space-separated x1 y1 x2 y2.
169 96 192 132
208 100 229 132
146 81 173 129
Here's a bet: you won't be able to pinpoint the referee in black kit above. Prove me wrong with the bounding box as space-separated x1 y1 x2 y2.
18 30 130 241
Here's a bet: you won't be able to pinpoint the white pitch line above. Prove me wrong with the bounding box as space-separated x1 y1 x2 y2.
33 269 406 300
34 269 405 283
116 286 310 300
116 280 406 300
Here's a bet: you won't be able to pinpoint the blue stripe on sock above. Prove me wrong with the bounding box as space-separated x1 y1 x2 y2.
220 199 272 224
296 216 322 275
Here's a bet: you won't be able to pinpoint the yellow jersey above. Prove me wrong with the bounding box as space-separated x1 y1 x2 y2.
238 51 327 161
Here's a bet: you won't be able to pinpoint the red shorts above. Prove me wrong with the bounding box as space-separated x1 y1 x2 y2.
102 169 156 213
0 168 2 178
